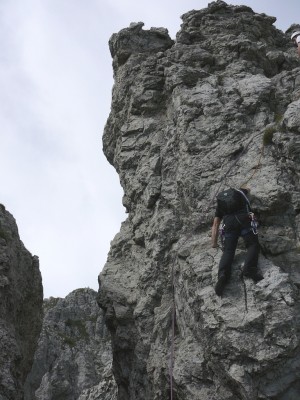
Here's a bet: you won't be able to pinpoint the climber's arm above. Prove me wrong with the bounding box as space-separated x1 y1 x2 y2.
211 217 221 248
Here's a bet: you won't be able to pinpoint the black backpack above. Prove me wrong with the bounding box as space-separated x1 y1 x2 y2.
217 188 250 215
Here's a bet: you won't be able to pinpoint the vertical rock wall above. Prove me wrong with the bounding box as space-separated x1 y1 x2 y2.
99 1 300 399
0 204 43 400
24 288 116 400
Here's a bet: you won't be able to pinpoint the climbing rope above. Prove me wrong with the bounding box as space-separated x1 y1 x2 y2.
169 261 176 400
240 142 265 187
168 130 265 399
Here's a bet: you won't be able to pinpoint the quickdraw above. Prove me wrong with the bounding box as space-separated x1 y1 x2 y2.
219 223 225 250
249 212 258 235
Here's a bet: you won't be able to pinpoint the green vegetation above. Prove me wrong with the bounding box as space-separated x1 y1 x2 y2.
274 113 283 124
263 126 276 146
58 332 77 348
87 316 98 323
262 114 285 146
55 318 91 348
65 319 88 340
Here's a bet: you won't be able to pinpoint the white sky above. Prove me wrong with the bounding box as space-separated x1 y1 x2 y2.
0 0 299 298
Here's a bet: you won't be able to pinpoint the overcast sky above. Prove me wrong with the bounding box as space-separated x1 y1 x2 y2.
0 0 299 298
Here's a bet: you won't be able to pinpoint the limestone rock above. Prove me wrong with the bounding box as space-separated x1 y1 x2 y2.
99 1 300 399
0 204 43 400
24 288 116 400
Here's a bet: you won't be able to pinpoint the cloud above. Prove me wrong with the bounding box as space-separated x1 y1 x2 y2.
0 0 125 298
0 0 298 298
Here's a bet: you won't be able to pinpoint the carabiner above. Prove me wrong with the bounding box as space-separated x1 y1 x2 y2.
249 213 258 235
219 223 225 250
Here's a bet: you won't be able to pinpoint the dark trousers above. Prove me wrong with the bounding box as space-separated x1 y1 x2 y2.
218 226 260 280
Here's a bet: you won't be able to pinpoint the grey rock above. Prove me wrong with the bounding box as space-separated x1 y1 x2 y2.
99 1 300 399
283 99 300 133
24 288 116 400
0 204 43 400
108 21 173 71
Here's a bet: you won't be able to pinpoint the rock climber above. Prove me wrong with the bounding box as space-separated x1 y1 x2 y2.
211 187 263 297
291 31 300 57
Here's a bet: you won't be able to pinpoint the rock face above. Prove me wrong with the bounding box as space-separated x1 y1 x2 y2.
24 288 116 400
98 1 300 399
0 204 43 400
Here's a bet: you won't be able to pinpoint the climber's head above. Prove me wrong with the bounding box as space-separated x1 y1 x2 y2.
291 31 300 42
